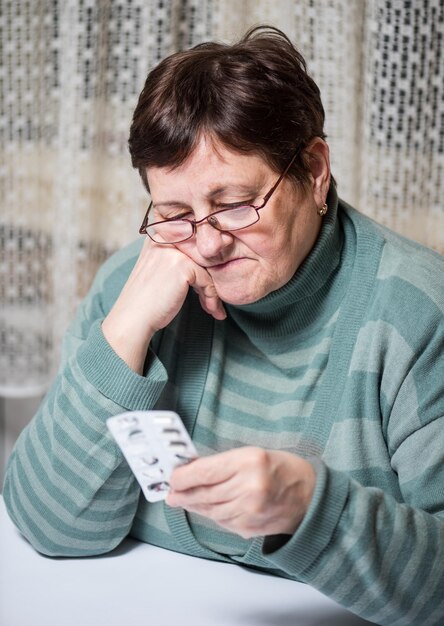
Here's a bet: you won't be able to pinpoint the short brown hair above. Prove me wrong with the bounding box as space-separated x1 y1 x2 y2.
128 25 326 190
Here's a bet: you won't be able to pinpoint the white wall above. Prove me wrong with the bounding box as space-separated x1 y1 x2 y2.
0 396 43 488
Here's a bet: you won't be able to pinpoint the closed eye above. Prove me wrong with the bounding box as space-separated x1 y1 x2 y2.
217 200 254 209
166 212 193 221
154 200 256 221
155 211 193 221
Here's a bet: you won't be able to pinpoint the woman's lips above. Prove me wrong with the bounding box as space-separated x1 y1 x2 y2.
208 258 247 270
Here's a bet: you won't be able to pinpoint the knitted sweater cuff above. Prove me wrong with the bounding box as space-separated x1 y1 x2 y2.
262 458 349 578
76 319 167 410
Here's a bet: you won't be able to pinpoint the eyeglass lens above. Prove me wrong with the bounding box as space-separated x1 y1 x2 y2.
148 204 259 243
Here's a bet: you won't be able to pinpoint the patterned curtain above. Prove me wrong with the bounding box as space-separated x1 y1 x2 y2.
1 0 443 396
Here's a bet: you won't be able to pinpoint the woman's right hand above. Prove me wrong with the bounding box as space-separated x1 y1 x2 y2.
101 237 226 374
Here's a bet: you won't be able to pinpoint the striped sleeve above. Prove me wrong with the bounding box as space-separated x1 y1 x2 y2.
3 243 168 556
263 242 444 625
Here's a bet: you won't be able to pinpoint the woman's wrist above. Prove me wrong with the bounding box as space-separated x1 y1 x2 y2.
101 316 154 374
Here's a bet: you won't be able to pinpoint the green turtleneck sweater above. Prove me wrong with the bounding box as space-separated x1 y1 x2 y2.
3 189 444 625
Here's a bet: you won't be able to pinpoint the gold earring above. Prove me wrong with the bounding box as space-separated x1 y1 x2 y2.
317 202 328 216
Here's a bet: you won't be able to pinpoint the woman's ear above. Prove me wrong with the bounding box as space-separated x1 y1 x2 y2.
304 138 331 207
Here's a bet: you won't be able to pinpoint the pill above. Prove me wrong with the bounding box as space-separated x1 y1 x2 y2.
128 428 144 439
153 415 174 425
147 481 170 493
140 456 159 466
162 428 181 436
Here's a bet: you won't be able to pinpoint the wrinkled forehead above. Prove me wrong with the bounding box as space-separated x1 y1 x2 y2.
146 136 273 196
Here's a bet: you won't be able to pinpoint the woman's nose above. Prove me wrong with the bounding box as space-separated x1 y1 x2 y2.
194 221 233 258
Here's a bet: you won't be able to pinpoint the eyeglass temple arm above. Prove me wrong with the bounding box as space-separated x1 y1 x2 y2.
261 147 301 205
139 201 153 234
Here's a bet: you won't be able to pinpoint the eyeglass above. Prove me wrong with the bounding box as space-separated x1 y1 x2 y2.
139 147 301 244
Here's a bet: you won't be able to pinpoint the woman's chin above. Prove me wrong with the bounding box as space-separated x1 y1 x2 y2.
213 283 267 307
208 264 274 306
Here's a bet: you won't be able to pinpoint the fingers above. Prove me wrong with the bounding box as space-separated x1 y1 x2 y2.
197 292 226 320
192 267 226 321
103 233 226 371
148 238 226 321
169 451 237 492
139 238 226 323
166 479 270 539
168 492 245 532
166 472 243 526
167 448 317 538
166 481 234 509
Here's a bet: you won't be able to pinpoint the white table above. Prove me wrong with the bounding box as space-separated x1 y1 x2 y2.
0 497 373 626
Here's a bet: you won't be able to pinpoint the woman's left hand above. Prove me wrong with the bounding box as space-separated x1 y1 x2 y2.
166 447 316 538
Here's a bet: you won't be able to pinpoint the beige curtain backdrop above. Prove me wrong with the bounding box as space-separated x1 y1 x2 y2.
1 0 443 396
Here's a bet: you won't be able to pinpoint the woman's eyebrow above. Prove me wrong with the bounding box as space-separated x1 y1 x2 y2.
152 200 190 209
207 183 259 198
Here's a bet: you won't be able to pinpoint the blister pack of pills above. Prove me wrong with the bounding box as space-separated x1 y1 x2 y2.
106 410 198 502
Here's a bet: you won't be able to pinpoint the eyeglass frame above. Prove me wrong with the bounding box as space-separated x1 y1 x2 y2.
138 146 301 244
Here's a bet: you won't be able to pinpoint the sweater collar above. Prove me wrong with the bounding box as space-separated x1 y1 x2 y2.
225 185 347 336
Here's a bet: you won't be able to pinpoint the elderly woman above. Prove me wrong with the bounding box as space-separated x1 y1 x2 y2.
4 26 444 625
